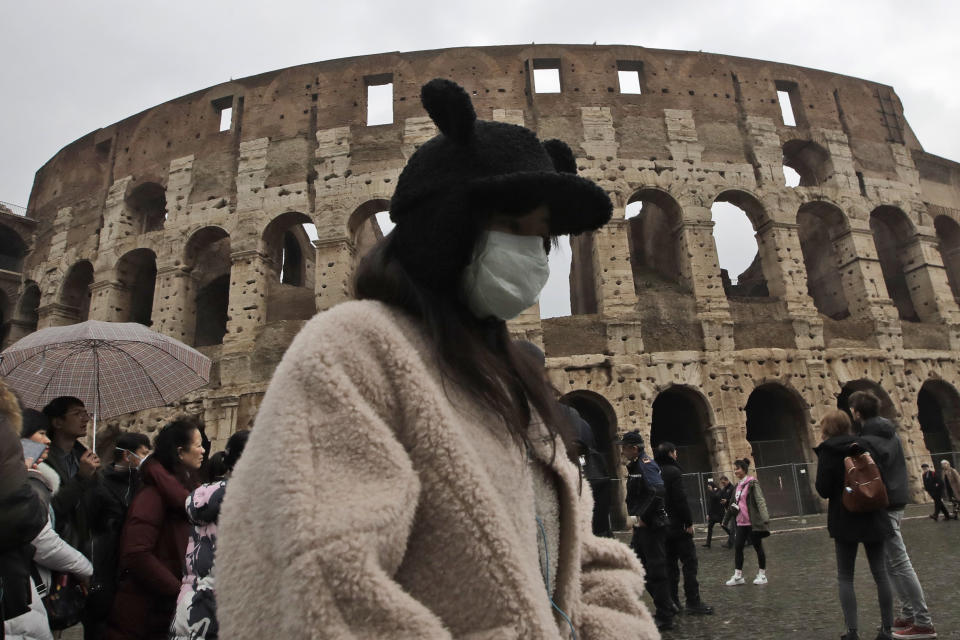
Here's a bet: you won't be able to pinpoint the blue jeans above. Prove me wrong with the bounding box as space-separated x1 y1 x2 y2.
883 509 932 627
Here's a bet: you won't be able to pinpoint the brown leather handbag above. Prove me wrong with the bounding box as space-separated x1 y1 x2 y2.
842 445 889 513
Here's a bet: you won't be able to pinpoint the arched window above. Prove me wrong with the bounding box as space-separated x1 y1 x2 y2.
625 189 684 289
837 379 898 422
14 282 40 334
746 383 809 467
348 200 393 267
711 191 770 298
186 227 231 347
126 182 166 234
0 224 27 272
59 261 94 324
870 206 918 322
649 385 714 473
116 249 157 326
797 202 850 319
262 212 317 322
934 215 960 301
783 140 832 187
917 380 960 456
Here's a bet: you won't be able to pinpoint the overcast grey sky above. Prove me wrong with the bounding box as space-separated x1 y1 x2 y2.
2 0 957 317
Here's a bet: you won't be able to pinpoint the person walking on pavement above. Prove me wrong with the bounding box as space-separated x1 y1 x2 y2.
718 475 735 548
815 409 894 640
618 429 674 631
921 464 949 522
851 390 938 639
655 442 714 616
725 458 770 586
703 479 724 549
938 459 960 519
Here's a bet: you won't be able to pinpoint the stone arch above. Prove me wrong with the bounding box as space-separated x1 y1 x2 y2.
0 290 10 345
115 248 157 326
559 389 622 527
125 182 166 234
13 281 40 336
625 187 685 289
837 378 899 422
917 379 960 455
745 381 811 466
934 215 960 301
185 227 231 347
783 139 833 187
709 189 772 298
59 260 94 324
870 205 920 321
348 199 392 266
649 384 715 472
262 211 317 321
0 223 28 272
797 200 851 319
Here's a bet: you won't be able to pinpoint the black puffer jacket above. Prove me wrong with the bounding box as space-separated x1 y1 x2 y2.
859 416 909 509
654 451 694 531
625 455 667 528
814 434 893 542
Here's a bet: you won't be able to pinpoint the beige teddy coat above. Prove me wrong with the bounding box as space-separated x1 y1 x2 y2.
218 301 658 639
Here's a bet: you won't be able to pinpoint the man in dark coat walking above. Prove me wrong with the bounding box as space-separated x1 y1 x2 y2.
618 430 674 631
851 390 937 638
655 442 713 616
921 463 949 521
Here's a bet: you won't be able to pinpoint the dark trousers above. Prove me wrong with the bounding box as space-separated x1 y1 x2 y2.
705 518 727 547
734 525 766 570
931 495 950 520
834 539 893 631
589 479 613 537
665 528 702 606
631 525 673 620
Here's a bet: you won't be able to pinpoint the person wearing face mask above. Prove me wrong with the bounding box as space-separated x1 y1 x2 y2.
107 419 204 640
217 78 659 640
84 431 151 636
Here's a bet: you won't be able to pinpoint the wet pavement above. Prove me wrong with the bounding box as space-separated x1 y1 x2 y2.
649 507 960 639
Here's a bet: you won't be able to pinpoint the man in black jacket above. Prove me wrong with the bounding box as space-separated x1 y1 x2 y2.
617 430 674 631
851 391 937 639
655 442 713 616
920 463 949 521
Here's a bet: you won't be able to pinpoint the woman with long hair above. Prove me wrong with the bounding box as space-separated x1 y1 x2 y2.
815 409 893 640
725 458 770 586
218 78 658 639
106 417 204 640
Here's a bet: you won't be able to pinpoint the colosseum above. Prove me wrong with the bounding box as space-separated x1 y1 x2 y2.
4 44 960 524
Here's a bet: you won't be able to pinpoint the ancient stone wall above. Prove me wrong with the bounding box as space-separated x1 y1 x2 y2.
7 45 960 512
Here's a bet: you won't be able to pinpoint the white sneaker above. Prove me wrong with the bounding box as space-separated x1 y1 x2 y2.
753 573 767 585
725 574 745 586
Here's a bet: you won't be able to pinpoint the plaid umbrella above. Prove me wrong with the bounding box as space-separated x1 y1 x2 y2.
0 320 211 449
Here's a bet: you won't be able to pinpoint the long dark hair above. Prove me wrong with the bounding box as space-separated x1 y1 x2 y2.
354 231 568 459
148 416 201 490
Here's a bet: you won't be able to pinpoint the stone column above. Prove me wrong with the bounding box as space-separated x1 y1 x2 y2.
900 233 960 324
88 280 127 322
593 219 640 315
314 236 354 313
152 266 196 344
37 303 79 329
224 250 270 343
676 215 734 351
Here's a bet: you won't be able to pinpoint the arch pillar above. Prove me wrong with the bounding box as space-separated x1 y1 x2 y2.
88 280 127 322
592 217 638 314
899 232 960 325
676 214 734 351
314 235 354 312
152 265 196 344
37 303 79 329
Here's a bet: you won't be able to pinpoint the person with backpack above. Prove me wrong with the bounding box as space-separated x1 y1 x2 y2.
851 390 938 639
815 409 894 640
921 464 949 521
724 458 770 586
618 429 674 631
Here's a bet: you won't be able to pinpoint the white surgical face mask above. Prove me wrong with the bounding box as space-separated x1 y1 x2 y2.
462 231 550 320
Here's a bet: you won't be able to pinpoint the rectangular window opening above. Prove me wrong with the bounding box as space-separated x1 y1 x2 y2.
365 74 394 126
775 81 798 127
532 59 561 94
219 107 233 132
616 60 644 95
212 96 233 133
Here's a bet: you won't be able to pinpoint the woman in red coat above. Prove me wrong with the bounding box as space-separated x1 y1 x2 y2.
106 417 205 640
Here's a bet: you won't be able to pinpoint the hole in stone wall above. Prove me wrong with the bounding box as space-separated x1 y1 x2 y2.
625 190 684 291
569 232 597 315
195 274 230 347
870 206 919 322
60 260 94 324
349 201 393 266
126 182 166 233
116 248 157 326
783 165 801 187
710 197 768 297
14 282 40 335
797 202 850 320
186 227 231 347
616 60 644 95
219 107 233 132
262 213 317 322
775 81 800 127
650 386 713 473
917 380 960 456
532 59 561 93
213 96 233 133
0 223 27 272
365 74 394 126
783 140 832 187
934 215 960 301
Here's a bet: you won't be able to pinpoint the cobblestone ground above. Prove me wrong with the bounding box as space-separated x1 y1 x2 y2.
658 513 960 640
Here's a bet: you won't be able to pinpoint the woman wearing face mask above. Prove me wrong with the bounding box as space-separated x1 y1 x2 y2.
106 419 204 640
218 79 658 639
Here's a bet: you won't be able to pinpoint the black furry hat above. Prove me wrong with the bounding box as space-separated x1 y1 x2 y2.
390 78 612 288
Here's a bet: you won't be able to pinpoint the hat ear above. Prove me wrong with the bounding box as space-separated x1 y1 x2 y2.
421 78 476 145
543 139 577 174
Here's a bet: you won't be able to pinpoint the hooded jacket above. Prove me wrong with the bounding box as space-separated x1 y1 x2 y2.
653 451 694 531
858 416 909 509
814 434 894 543
0 382 47 624
217 301 658 640
106 460 191 640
